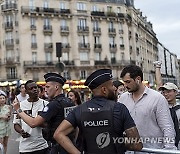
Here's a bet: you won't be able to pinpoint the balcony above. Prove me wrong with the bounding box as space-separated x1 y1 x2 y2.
93 28 101 35
1 3 17 11
7 73 17 80
109 44 117 52
120 44 125 50
95 60 108 65
31 43 37 49
5 22 13 31
6 58 15 64
106 11 116 17
62 43 70 52
63 60 74 66
24 61 56 68
5 39 14 49
43 25 52 35
30 25 36 30
78 43 90 50
60 26 69 35
91 11 105 16
108 28 116 35
60 9 70 14
77 26 89 33
118 13 124 18
44 43 53 51
94 44 102 52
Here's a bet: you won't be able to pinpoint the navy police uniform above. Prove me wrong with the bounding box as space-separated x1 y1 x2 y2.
39 73 75 153
66 69 136 154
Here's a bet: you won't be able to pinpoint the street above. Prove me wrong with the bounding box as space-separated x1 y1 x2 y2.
7 121 19 154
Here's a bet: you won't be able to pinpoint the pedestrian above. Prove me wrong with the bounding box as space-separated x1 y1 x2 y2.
67 90 82 106
0 93 12 154
54 69 143 154
119 65 177 153
13 80 49 154
13 73 75 154
113 80 126 101
159 82 180 148
16 84 29 102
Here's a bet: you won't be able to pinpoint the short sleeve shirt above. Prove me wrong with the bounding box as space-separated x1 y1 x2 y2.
66 96 135 136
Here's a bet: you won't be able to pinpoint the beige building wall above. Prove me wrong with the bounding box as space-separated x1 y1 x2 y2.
0 0 162 84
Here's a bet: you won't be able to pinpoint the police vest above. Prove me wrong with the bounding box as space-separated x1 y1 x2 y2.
81 100 124 154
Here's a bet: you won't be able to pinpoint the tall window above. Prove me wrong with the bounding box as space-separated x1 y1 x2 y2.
78 19 86 28
117 7 121 13
93 21 99 31
77 2 86 11
43 0 49 8
6 50 13 60
60 2 65 9
95 52 101 61
45 52 52 62
94 36 100 44
44 18 50 26
62 52 69 61
31 34 36 44
5 15 13 23
29 0 34 9
80 52 88 61
80 70 87 79
120 37 124 45
7 67 17 79
92 5 98 11
61 19 67 27
107 6 112 12
79 35 88 44
109 36 115 45
30 17 36 26
6 32 13 40
32 52 37 63
109 21 114 29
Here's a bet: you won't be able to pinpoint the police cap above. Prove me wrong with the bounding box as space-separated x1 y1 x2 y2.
84 69 113 90
44 72 66 86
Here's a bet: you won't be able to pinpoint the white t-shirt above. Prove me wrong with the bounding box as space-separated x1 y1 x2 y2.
13 98 49 152
17 93 29 102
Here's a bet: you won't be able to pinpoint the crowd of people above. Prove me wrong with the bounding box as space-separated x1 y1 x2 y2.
0 63 180 154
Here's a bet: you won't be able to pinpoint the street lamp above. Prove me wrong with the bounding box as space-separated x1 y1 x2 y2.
56 42 65 73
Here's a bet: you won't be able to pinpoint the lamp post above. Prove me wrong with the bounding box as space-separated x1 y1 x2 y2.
56 42 65 73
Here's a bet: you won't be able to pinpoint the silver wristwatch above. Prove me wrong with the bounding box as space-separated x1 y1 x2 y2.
17 108 23 113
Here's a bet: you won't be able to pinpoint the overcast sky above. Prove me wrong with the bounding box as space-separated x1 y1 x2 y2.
134 0 180 58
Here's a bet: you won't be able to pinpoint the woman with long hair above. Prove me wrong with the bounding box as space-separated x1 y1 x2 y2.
67 90 82 106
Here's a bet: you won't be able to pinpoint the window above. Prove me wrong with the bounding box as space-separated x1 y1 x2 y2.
43 0 49 8
44 18 50 26
61 19 67 27
95 52 101 61
31 34 36 44
6 32 13 40
93 21 99 30
29 0 34 10
119 23 123 31
107 6 112 12
80 52 88 61
7 67 17 79
94 36 100 44
109 21 114 29
109 36 115 45
6 50 13 59
60 2 65 9
30 17 36 26
117 7 121 13
79 35 88 44
5 15 12 23
92 5 98 11
77 2 86 11
32 52 37 63
80 70 87 79
78 19 87 28
120 37 124 44
45 52 52 62
63 71 70 79
62 52 69 61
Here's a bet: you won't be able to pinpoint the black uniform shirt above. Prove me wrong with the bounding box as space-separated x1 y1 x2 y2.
66 96 136 136
39 94 74 131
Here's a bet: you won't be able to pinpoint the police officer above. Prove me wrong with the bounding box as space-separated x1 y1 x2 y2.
13 73 75 154
54 69 143 154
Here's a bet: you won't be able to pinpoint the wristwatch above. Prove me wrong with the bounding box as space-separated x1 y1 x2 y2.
17 108 23 113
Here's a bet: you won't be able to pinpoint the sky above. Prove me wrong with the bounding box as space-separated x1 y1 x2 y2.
134 0 180 58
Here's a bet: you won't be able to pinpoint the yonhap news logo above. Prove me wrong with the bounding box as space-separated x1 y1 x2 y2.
96 132 111 149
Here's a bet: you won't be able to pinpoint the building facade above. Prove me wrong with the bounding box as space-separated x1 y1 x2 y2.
0 0 178 86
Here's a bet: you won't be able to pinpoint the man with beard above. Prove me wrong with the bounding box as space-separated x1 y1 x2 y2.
13 80 49 154
119 65 176 153
54 69 143 154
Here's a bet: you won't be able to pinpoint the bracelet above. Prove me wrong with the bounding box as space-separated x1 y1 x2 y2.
17 108 23 113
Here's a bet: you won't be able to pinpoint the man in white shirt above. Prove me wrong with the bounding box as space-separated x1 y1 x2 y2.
13 80 49 154
16 84 29 102
119 65 176 153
